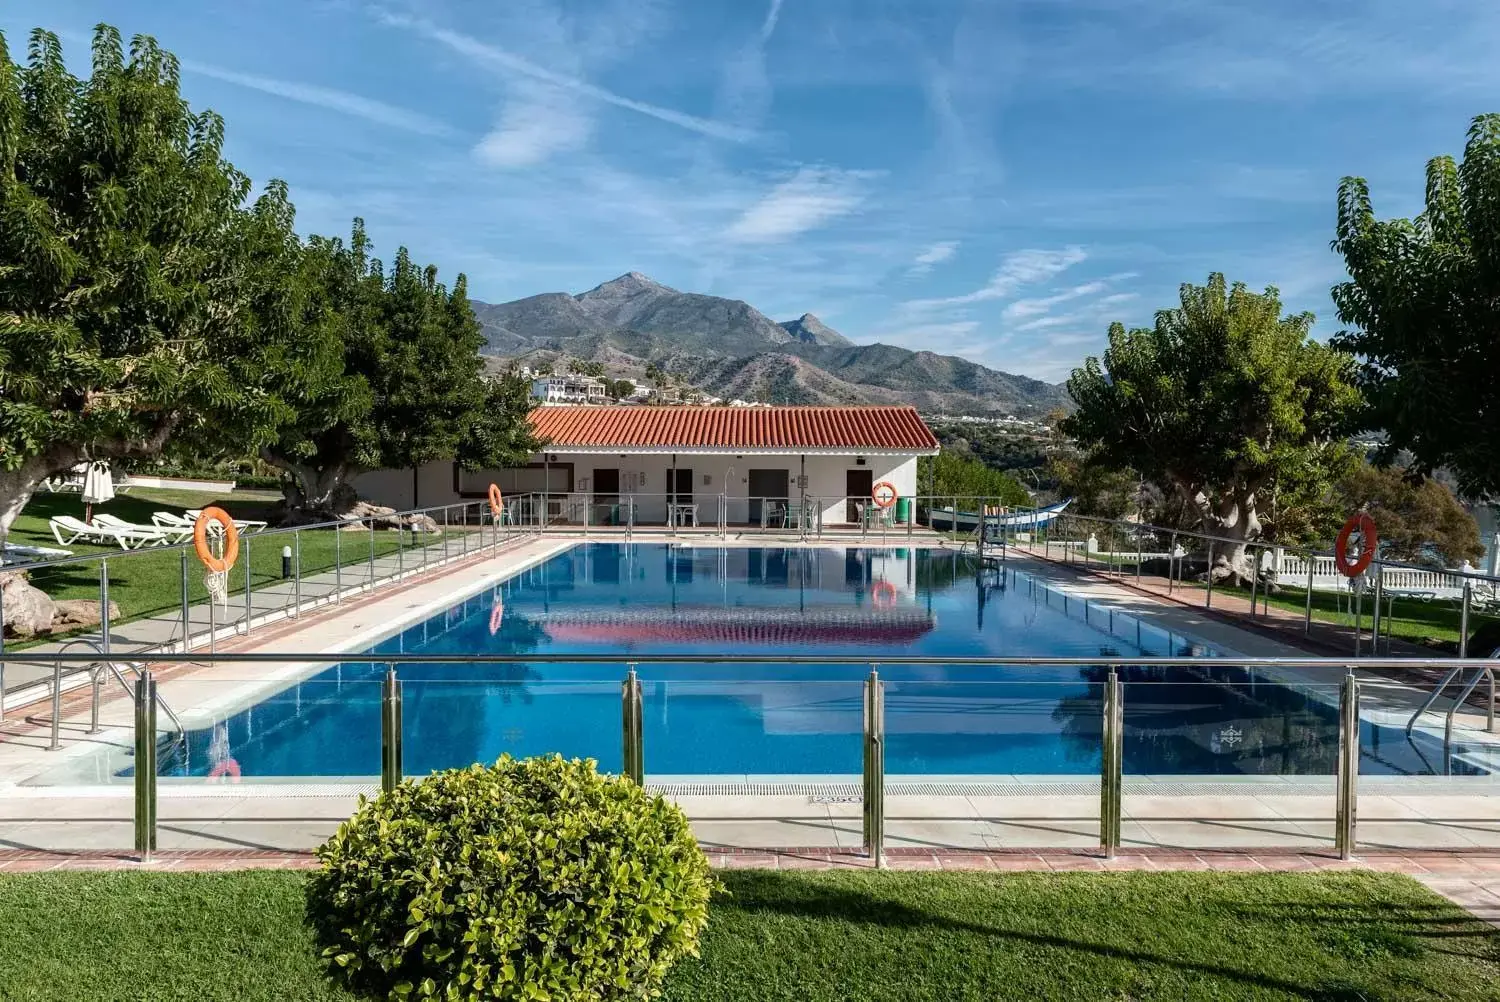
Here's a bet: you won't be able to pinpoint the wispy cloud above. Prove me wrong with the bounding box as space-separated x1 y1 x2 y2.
726 167 872 243
907 241 958 277
1002 281 1108 322
760 0 786 40
474 80 592 168
906 246 1088 309
182 60 453 136
378 11 755 144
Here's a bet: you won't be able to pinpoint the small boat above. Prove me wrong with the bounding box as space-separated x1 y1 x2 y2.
928 499 1073 533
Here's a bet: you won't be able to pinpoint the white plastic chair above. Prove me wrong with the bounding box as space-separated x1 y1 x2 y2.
184 508 267 532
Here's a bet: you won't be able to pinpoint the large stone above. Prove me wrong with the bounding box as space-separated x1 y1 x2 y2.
1 571 56 638
51 598 122 628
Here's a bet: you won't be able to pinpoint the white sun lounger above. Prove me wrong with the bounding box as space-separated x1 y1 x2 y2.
49 515 172 550
183 509 268 532
1 541 73 566
95 513 192 544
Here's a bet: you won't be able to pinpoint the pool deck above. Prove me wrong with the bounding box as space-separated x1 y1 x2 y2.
4 535 1500 932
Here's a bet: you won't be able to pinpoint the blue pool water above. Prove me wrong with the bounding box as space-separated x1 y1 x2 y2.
157 544 1474 779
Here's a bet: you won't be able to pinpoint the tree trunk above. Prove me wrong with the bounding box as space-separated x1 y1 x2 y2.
0 456 66 539
0 419 179 541
262 452 360 523
1179 485 1262 586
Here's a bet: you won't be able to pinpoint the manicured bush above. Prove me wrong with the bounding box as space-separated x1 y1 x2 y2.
305 755 715 1001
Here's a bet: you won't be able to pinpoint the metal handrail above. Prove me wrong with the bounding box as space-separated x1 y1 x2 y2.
6 651 1500 671
53 637 185 734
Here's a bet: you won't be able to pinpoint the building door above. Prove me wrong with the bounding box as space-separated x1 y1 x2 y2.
846 469 873 523
669 468 694 507
747 469 789 525
593 468 620 525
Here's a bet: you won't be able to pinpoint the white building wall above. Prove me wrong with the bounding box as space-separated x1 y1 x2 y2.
352 453 923 524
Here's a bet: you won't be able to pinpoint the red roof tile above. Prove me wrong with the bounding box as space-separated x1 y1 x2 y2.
528 405 939 453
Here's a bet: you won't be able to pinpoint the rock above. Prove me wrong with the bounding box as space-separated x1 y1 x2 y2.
1 571 56 638
406 514 440 534
51 598 122 628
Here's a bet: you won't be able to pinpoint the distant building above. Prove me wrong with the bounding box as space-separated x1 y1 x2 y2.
531 374 608 405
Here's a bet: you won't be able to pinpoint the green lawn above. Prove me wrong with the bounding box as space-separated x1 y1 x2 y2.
0 869 1496 1001
6 490 464 646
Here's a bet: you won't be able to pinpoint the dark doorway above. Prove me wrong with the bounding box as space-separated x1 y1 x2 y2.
747 468 789 525
592 468 620 525
669 468 694 506
846 469 873 523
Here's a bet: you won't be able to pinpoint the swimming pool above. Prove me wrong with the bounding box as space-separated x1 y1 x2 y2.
156 544 1478 780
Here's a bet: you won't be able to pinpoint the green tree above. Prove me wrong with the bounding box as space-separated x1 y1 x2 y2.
0 26 279 533
258 222 536 516
609 378 635 400
918 452 1029 507
1063 274 1360 582
1335 463 1482 567
1332 114 1500 500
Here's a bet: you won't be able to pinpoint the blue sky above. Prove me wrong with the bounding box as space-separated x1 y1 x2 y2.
8 1 1500 381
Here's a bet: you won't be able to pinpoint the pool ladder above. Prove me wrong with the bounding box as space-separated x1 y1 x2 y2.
1404 651 1498 755
47 638 185 751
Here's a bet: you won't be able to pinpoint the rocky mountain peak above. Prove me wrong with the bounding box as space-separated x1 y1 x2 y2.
778 312 851 347
579 272 671 300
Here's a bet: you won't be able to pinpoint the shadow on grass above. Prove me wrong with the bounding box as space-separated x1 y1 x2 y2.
716 871 1498 1001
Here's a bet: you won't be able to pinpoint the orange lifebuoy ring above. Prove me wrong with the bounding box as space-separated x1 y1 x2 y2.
1334 512 1378 578
193 507 239 573
871 581 897 607
489 598 505 635
487 483 503 516
208 758 242 782
871 481 898 509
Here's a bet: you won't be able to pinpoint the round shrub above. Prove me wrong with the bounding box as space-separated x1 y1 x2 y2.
306 755 715 1001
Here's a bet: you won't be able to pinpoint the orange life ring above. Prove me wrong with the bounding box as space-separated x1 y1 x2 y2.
488 483 503 516
871 481 898 509
1334 512 1378 578
207 758 242 781
871 580 897 607
193 507 240 573
489 598 505 635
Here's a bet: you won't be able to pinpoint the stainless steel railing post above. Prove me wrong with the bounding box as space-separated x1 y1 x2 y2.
1204 542 1216 609
443 506 450 558
134 670 158 861
243 536 253 634
1335 672 1359 860
1099 669 1123 859
180 549 191 651
335 521 343 601
293 529 302 615
1305 552 1315 635
99 559 111 654
48 659 63 750
1459 582 1472 659
1371 566 1384 655
381 666 403 794
622 666 644 785
862 667 885 868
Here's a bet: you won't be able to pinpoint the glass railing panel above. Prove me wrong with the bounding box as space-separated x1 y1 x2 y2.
1356 678 1500 852
883 678 1103 851
1120 676 1344 853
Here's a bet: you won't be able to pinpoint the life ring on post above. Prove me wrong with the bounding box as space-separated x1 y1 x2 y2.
487 483 504 516
489 598 505 636
871 581 898 608
1334 512 1378 578
193 507 240 572
207 758 242 782
871 481 898 509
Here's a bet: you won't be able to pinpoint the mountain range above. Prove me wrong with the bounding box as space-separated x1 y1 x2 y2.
471 272 1069 416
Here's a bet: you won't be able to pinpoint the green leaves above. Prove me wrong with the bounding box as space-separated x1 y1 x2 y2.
1063 274 1359 550
305 755 716 1002
1333 113 1500 501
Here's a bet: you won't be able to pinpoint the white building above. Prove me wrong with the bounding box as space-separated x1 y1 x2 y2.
353 404 940 527
530 374 608 405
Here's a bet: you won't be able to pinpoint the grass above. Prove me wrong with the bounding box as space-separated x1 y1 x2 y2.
1 869 1497 1001
5 490 462 646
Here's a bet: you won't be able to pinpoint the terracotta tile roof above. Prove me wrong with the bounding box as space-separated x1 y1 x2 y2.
528 405 939 454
